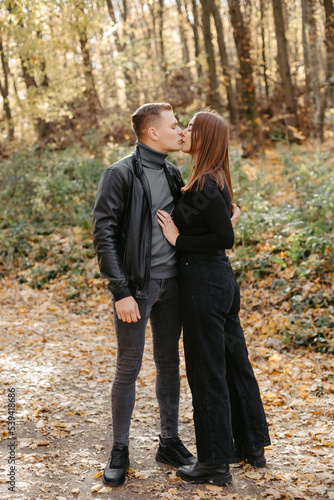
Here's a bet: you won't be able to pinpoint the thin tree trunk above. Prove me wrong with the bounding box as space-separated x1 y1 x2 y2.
209 0 238 122
305 0 321 135
228 0 259 155
148 0 160 62
324 0 334 106
105 0 116 23
79 30 101 125
199 0 222 111
19 56 52 139
271 0 298 131
0 37 14 141
184 0 203 78
7 0 52 140
260 0 269 99
158 0 168 87
105 0 135 108
319 0 334 140
301 0 311 97
175 0 191 66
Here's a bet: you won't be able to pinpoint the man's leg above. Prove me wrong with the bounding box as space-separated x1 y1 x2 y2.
103 290 158 487
151 277 196 468
111 310 149 446
150 277 181 438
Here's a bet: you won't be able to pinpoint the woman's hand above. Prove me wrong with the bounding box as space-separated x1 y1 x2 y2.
231 203 241 227
157 209 180 246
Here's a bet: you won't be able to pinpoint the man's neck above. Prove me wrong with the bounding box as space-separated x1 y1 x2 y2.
137 142 168 167
138 139 167 155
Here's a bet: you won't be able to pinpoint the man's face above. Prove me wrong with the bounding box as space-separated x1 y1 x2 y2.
154 110 184 154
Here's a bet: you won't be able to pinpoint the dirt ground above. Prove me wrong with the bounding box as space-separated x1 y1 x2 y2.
0 280 333 500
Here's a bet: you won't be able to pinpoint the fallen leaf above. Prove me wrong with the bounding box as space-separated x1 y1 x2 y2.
195 490 206 499
91 484 102 493
206 484 223 492
98 486 114 493
244 470 263 480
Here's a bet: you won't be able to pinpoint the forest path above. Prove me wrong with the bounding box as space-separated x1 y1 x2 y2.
1 280 333 500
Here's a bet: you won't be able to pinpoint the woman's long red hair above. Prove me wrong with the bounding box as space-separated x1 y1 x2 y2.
182 109 234 202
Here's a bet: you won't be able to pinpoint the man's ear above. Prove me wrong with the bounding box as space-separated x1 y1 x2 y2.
147 127 159 141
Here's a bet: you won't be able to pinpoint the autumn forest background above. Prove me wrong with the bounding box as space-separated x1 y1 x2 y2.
0 1 334 498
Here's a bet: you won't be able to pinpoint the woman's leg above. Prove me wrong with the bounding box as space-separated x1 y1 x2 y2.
224 275 271 452
180 258 236 464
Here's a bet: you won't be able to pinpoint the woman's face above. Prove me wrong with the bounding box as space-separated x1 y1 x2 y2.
181 119 194 154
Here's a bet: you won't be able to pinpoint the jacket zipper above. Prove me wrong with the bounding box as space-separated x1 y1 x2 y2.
134 153 152 298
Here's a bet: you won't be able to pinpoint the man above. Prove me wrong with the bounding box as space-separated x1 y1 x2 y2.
93 103 240 486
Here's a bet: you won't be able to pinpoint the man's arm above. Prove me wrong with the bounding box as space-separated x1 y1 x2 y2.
93 167 140 322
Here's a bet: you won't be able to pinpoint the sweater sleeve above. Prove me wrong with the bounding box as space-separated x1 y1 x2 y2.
175 185 235 252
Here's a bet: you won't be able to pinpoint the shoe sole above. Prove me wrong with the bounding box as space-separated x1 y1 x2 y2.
177 470 232 485
156 449 180 468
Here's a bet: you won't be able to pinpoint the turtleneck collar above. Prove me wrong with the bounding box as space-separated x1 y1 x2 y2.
137 141 168 167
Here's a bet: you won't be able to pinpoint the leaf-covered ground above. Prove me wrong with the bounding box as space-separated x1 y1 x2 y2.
0 141 333 499
0 277 333 500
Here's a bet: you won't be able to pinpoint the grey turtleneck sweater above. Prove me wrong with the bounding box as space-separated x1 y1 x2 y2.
137 142 178 279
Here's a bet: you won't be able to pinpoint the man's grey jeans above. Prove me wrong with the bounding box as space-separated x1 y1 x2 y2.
111 277 182 446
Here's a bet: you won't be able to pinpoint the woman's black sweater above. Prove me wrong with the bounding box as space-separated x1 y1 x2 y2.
173 179 234 253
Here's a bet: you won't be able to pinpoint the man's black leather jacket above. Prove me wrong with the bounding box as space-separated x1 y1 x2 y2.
93 148 184 301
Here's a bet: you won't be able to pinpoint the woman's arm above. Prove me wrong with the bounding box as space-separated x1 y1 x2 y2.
158 185 235 252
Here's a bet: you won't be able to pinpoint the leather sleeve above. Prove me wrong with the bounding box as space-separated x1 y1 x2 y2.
93 167 131 301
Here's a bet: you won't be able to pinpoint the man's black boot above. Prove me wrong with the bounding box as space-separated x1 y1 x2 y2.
103 445 129 486
177 462 232 485
156 435 197 468
235 447 266 467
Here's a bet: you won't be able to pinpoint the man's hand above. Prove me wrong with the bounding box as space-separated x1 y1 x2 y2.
115 296 141 323
231 203 241 228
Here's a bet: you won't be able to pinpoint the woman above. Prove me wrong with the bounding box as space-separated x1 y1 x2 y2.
157 110 271 485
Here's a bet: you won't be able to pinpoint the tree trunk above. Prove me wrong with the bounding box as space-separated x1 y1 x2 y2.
79 30 101 126
105 0 136 109
199 0 222 111
228 0 259 155
324 0 334 106
184 0 203 78
105 0 116 23
7 0 52 141
175 0 191 66
305 0 321 135
319 0 334 140
301 0 311 97
148 1 160 62
260 0 269 99
271 0 298 131
0 37 14 141
158 0 168 87
209 0 238 122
